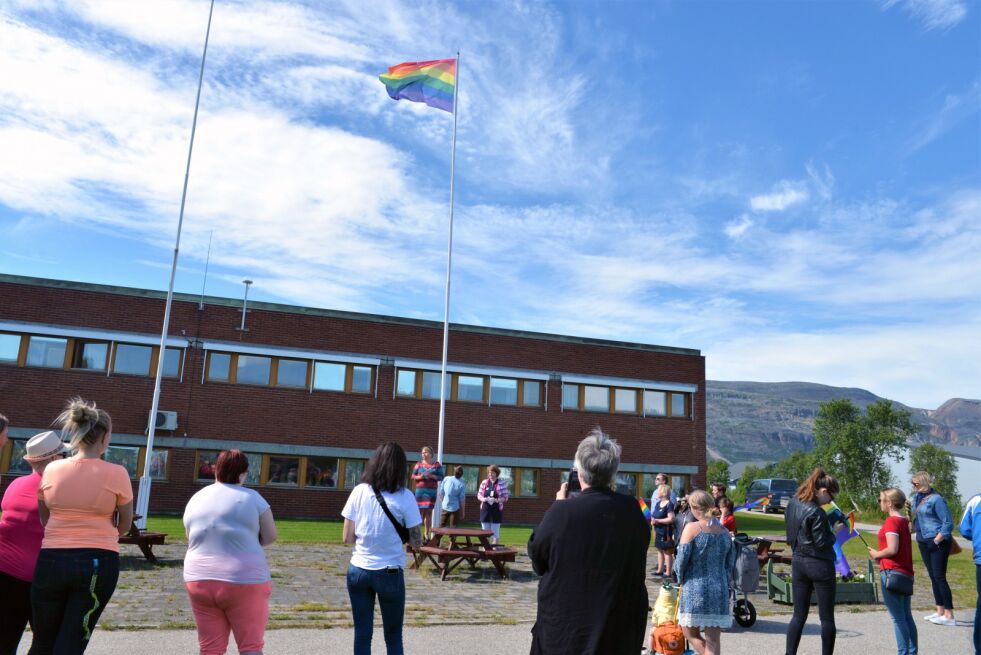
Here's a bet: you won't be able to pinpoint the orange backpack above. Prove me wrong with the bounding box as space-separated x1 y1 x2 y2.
650 585 685 655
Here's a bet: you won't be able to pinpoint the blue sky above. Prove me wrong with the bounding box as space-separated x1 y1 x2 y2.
0 0 978 409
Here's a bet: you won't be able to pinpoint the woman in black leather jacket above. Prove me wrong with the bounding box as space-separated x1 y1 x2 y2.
784 468 840 655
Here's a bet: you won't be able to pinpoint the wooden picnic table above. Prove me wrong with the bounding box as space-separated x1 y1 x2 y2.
754 534 793 565
410 527 518 580
118 514 167 563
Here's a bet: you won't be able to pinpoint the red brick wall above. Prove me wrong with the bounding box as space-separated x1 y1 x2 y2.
0 278 706 523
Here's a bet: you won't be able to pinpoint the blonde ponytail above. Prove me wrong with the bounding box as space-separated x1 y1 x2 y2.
56 397 111 449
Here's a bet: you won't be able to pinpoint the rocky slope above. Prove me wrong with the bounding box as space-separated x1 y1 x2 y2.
707 381 981 464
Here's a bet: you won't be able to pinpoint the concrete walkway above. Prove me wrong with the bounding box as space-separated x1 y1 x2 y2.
21 611 975 654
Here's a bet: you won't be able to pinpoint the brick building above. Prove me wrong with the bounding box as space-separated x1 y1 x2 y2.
0 274 705 523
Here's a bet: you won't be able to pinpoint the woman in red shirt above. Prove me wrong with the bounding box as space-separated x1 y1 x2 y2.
868 487 917 655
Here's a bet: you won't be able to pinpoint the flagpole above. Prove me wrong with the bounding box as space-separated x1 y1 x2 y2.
134 0 215 529
435 52 460 467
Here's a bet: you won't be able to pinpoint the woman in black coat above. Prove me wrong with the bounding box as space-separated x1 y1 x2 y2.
784 467 841 655
527 428 650 655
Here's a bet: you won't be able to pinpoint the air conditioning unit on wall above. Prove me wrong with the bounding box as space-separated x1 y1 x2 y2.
154 410 178 431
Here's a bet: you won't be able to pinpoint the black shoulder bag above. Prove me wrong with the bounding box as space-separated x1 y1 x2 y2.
372 486 410 544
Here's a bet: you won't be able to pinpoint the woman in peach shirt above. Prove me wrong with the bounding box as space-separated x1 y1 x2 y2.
28 398 133 655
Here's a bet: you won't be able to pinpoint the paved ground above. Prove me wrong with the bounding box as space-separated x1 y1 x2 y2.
13 527 974 652
16 611 976 654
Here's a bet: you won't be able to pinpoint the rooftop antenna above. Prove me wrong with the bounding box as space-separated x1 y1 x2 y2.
237 279 253 332
198 230 213 311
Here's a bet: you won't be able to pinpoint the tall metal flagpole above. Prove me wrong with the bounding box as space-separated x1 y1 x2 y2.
135 0 216 529
436 52 461 466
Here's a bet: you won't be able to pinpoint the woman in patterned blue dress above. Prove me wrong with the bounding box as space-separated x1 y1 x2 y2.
674 489 735 655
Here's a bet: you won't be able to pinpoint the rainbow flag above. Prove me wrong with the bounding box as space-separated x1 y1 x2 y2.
638 497 651 521
379 59 456 113
734 496 769 512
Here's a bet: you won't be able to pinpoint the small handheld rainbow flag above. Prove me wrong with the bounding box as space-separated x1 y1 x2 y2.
638 497 651 521
734 496 769 512
379 59 456 113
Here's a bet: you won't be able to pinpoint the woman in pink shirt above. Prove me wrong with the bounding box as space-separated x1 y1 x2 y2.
0 431 65 655
29 398 133 655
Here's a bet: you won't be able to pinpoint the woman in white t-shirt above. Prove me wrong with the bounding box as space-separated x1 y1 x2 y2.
183 449 277 655
342 442 423 655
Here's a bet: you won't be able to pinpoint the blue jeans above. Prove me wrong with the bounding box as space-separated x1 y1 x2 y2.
917 539 953 610
346 564 405 655
880 570 918 655
28 548 120 655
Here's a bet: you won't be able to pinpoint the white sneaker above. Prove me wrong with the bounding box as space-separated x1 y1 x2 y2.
923 612 940 621
928 616 956 626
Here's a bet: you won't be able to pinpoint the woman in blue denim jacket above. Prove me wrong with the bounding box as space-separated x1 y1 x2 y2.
911 471 955 626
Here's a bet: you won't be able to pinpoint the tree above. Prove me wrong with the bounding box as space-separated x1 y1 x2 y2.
707 459 731 490
732 462 776 505
909 443 961 519
772 450 817 486
812 398 916 509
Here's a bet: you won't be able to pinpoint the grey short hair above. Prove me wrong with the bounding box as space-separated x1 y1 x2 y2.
574 427 621 488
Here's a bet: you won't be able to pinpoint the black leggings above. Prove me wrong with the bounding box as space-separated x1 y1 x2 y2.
0 570 33 655
918 538 953 610
28 548 119 655
785 556 836 655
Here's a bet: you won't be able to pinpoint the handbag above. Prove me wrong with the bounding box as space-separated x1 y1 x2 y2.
372 486 410 545
883 568 914 596
949 538 963 555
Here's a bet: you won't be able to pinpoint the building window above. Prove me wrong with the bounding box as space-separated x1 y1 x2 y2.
0 333 22 363
275 359 308 388
519 469 539 496
306 456 339 487
641 473 659 501
313 362 345 391
115 345 182 378
613 388 638 414
350 366 373 393
105 445 140 477
207 353 232 382
237 355 271 386
562 383 580 409
583 385 609 412
71 341 108 371
25 336 67 368
267 456 300 486
644 390 666 416
396 369 417 396
196 451 218 481
455 375 485 403
522 381 542 407
670 392 688 417
4 440 34 476
114 344 153 376
146 449 169 479
343 459 365 489
162 347 182 378
615 472 637 496
420 371 449 399
490 377 517 405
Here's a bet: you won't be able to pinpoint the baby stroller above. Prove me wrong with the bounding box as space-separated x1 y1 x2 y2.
731 533 760 628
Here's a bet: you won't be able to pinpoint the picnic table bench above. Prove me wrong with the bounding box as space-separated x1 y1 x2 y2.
755 534 793 565
410 527 518 580
118 515 167 563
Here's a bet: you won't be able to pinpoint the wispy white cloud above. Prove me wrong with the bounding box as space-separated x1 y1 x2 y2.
749 180 810 212
882 0 970 31
724 214 754 239
907 80 981 153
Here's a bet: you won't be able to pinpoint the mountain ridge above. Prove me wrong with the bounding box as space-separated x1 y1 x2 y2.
706 380 981 464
